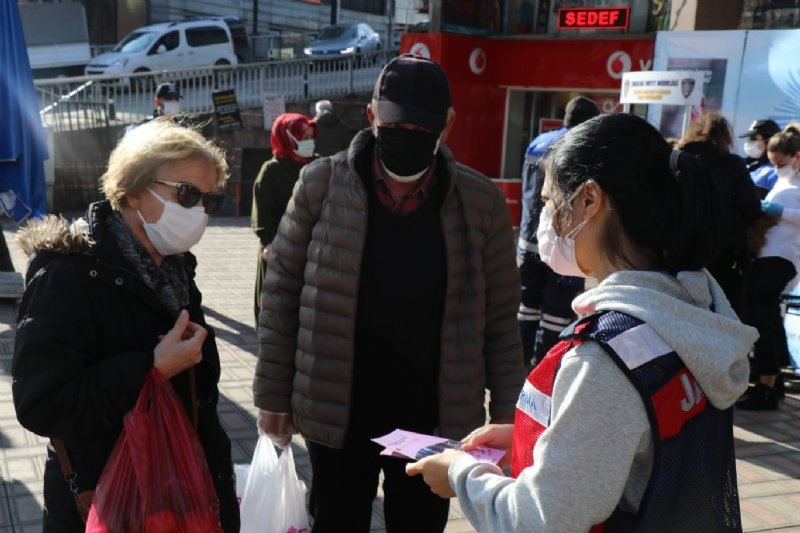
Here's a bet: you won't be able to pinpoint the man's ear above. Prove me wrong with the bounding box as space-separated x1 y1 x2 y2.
366 104 379 136
366 104 375 127
440 109 456 142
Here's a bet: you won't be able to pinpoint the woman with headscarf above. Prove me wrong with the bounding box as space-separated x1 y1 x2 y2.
252 113 317 324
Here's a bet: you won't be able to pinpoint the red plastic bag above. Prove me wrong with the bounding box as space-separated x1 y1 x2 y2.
86 368 223 533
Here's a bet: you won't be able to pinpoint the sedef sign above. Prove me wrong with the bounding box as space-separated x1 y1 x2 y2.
557 7 630 30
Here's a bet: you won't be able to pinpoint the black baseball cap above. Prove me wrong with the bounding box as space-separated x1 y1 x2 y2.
738 119 780 139
372 54 451 132
156 82 182 100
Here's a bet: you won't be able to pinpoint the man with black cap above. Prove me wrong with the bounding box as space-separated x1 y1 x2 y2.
740 118 781 195
253 54 523 532
517 96 599 368
125 82 183 133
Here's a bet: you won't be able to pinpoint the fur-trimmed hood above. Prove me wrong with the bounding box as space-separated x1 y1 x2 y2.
16 215 93 257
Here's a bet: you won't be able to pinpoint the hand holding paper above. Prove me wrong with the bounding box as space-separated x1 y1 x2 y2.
372 429 506 465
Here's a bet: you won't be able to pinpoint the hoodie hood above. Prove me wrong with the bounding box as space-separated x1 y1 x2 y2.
573 270 758 409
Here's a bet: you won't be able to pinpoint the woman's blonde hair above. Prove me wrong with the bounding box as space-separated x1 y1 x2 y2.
101 118 228 209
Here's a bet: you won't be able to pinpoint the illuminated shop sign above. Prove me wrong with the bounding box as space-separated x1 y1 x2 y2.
557 7 630 30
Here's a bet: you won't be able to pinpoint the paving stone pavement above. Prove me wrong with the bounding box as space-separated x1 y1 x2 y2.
0 218 799 532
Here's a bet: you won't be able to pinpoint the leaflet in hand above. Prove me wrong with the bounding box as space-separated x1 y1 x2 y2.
371 429 505 465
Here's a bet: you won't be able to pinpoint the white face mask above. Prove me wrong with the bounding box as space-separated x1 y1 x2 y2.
743 140 764 159
536 199 588 278
383 164 428 183
287 130 315 158
776 164 798 180
137 188 208 256
162 101 181 116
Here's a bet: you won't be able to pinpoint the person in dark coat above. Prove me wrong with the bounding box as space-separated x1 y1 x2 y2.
12 119 239 533
517 96 599 368
251 113 317 325
313 100 354 157
739 118 781 195
679 110 761 316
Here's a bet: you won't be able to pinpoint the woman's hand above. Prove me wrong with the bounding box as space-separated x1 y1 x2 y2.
406 449 464 498
261 244 273 261
461 424 514 467
153 310 207 378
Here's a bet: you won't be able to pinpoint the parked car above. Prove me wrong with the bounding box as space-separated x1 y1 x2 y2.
85 18 238 77
303 23 381 57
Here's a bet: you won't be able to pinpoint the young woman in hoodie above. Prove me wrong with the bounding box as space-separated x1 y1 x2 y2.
407 113 758 532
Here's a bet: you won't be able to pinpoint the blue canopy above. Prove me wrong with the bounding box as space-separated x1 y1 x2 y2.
0 1 48 223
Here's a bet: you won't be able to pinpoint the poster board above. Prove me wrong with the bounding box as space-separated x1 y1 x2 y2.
262 92 286 131
211 89 242 131
620 70 708 106
648 31 747 141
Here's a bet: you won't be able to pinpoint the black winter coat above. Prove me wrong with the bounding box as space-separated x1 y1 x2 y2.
12 201 239 533
682 141 761 253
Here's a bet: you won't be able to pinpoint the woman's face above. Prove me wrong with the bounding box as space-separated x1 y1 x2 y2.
127 158 218 226
768 150 800 172
541 173 611 278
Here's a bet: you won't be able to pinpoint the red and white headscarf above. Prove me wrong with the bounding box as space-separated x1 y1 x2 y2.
270 113 317 164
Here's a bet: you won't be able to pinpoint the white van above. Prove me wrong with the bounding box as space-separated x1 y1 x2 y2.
85 18 238 76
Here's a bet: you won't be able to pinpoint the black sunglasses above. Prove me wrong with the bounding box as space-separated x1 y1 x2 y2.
155 180 225 215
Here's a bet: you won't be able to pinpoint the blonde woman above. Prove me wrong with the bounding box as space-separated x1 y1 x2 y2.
12 119 240 532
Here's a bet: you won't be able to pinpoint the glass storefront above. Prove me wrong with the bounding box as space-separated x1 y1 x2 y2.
740 0 800 29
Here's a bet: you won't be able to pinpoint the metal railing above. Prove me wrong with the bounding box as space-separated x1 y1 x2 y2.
35 50 397 132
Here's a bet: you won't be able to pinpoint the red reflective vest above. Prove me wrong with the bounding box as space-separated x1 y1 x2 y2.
510 311 741 532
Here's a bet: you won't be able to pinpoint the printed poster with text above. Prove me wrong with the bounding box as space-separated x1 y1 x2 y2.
649 31 746 140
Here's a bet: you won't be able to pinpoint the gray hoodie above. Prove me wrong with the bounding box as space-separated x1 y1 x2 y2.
448 269 758 533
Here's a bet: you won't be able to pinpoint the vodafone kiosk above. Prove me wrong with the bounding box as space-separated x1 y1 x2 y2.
400 32 654 226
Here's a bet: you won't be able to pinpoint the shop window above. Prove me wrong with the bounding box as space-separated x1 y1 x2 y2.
319 0 387 16
740 0 800 29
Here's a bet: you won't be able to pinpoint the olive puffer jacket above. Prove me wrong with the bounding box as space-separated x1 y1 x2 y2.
254 129 524 448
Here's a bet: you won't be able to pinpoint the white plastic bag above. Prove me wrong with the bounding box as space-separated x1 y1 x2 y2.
239 436 309 533
264 446 309 533
233 463 250 504
239 435 279 532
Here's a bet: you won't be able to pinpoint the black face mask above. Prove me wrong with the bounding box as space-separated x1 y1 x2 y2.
376 127 440 177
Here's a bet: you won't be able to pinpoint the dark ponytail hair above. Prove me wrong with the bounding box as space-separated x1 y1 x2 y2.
544 113 719 274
